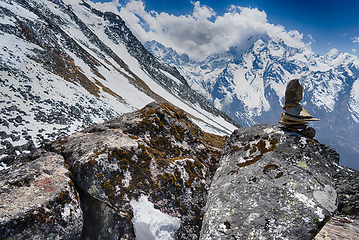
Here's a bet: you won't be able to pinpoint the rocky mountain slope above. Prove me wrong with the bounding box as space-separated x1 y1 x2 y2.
145 37 359 170
0 0 238 165
1 102 358 239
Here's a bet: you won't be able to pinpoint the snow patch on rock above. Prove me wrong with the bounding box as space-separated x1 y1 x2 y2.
130 195 181 240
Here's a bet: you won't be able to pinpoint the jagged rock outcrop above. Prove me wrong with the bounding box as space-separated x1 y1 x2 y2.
314 164 359 239
333 165 359 218
200 124 339 240
0 150 83 239
48 101 226 239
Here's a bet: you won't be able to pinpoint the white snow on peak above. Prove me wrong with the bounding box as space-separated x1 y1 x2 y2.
84 0 122 15
232 61 271 116
349 79 359 123
324 48 359 67
130 195 181 240
0 162 10 171
324 48 342 63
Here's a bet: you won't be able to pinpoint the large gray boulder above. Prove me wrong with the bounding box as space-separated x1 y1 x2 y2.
49 102 226 239
0 150 83 239
200 124 339 240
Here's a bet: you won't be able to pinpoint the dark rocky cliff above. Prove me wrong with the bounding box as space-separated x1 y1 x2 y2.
0 103 358 239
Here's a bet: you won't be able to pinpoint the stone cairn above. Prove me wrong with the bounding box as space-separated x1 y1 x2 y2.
279 79 319 138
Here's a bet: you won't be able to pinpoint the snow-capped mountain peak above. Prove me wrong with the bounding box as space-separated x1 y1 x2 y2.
146 35 359 170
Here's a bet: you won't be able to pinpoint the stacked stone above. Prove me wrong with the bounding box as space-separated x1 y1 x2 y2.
279 79 319 138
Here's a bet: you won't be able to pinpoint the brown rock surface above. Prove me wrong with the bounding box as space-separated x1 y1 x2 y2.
314 216 359 240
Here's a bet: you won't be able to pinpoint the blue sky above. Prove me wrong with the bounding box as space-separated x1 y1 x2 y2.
94 0 359 59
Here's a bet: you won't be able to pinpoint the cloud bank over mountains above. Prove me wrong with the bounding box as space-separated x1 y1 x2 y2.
117 0 309 61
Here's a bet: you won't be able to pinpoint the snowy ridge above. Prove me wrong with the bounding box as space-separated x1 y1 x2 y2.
0 0 239 161
146 36 359 169
349 80 359 122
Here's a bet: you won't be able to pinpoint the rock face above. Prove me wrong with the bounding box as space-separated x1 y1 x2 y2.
314 164 359 240
49 102 226 239
314 216 359 239
333 165 359 218
0 150 83 239
200 124 339 240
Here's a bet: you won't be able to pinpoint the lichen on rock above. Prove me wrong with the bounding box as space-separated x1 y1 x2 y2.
49 101 226 239
0 150 83 240
200 123 339 240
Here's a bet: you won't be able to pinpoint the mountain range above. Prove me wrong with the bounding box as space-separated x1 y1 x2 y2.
0 0 238 164
145 35 359 170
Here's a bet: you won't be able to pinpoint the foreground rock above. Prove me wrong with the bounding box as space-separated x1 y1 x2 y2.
315 164 359 239
314 216 359 239
49 102 226 239
0 150 83 239
200 124 339 240
333 165 359 218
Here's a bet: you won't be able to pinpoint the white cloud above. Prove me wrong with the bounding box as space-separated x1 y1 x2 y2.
307 34 315 42
353 49 357 53
353 36 359 43
119 0 307 61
